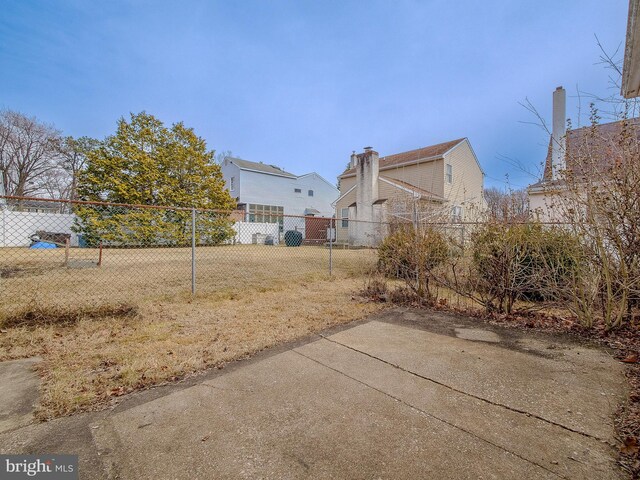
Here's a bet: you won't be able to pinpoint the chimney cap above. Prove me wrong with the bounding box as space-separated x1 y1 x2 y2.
555 86 564 91
363 146 373 152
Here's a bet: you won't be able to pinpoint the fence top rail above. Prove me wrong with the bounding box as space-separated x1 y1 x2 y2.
1 195 581 226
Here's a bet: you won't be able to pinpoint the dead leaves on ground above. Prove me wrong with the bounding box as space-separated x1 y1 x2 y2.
621 436 640 455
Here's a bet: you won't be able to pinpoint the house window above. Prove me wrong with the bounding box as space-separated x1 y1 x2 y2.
230 177 235 191
451 205 462 222
294 188 301 193
341 208 349 228
308 190 314 196
247 204 284 229
446 164 453 184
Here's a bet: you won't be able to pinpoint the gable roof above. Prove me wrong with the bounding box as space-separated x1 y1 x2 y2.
535 118 640 187
340 138 465 178
229 157 296 178
379 176 445 202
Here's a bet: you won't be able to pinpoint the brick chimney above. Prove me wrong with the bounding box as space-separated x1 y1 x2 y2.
551 86 566 180
355 147 379 223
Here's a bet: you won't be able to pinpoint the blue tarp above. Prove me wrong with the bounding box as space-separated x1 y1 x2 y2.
30 242 57 249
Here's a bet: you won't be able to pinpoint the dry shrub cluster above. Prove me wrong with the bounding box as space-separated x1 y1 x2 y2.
451 223 584 315
370 115 640 330
370 222 583 314
378 226 450 304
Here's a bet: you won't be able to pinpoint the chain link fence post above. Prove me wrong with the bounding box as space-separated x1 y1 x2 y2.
329 216 333 277
191 207 196 295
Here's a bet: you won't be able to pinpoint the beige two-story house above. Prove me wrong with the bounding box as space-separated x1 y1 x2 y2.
335 138 485 246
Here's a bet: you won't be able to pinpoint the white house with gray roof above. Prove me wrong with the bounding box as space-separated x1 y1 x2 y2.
221 157 339 236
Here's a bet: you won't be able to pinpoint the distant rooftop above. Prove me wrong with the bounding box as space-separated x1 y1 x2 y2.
228 157 296 178
532 118 640 188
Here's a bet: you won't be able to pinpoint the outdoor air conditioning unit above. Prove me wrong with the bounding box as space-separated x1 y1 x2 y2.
252 233 268 244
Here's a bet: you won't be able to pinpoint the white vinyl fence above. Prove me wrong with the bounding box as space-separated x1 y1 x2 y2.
0 209 79 247
0 209 284 248
231 222 280 245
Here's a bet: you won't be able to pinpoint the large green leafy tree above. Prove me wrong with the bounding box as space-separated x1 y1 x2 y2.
75 112 236 247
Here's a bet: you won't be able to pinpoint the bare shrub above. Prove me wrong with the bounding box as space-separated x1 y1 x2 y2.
544 112 640 328
437 222 582 315
378 226 450 305
360 274 389 302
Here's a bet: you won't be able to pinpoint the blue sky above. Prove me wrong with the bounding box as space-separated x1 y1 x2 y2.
0 0 629 190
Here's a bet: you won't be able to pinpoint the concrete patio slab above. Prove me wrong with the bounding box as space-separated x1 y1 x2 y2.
295 337 618 479
327 321 626 441
92 350 558 479
0 310 628 479
0 357 41 434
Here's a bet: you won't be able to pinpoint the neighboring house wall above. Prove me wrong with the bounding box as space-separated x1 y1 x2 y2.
0 210 78 247
442 140 485 222
529 187 578 223
238 170 336 218
335 138 485 245
528 191 548 220
335 177 356 242
221 158 339 239
221 162 241 201
382 160 444 198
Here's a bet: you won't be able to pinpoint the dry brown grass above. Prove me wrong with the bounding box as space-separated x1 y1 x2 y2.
0 244 376 314
0 245 382 419
1 303 138 329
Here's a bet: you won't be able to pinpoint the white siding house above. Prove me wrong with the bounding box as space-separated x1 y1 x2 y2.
221 157 339 237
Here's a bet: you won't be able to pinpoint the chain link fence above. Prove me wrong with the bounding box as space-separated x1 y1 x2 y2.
0 196 383 317
4 195 599 322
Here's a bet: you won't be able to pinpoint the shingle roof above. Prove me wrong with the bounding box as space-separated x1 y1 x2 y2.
340 138 465 177
230 158 296 178
538 118 640 185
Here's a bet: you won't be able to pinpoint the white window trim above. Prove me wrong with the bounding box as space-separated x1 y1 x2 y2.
341 208 349 228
